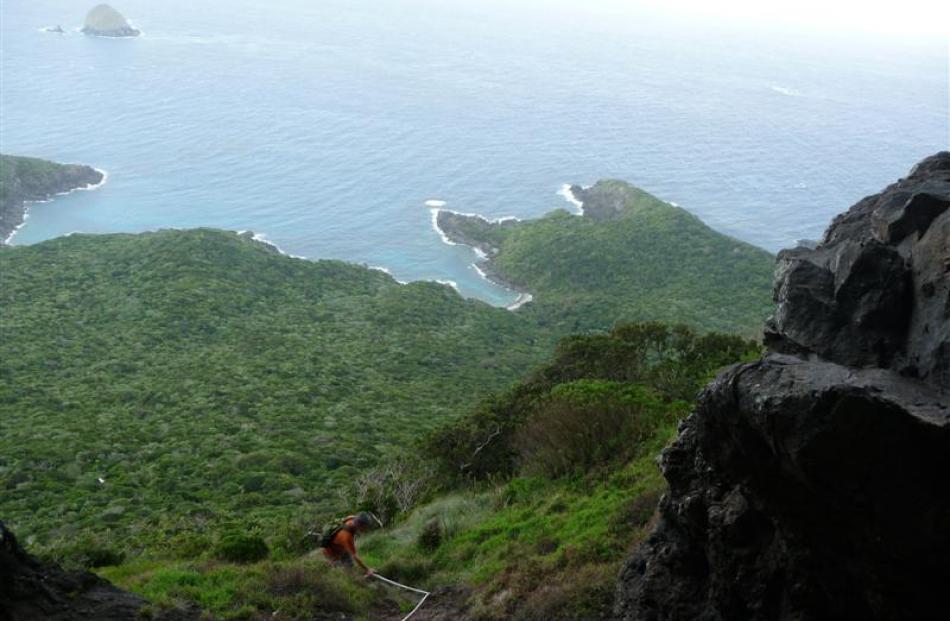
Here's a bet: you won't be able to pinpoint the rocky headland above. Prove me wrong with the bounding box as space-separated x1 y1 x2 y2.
616 152 950 619
432 181 689 299
0 155 104 243
434 209 526 294
434 180 775 334
81 4 140 38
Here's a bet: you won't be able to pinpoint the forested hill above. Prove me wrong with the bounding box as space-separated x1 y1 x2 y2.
0 154 103 242
0 189 774 563
437 180 774 336
0 229 549 551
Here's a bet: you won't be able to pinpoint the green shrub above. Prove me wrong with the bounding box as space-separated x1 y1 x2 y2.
215 534 269 563
377 557 433 585
417 518 442 551
515 381 670 477
511 563 616 621
265 565 356 613
52 534 126 569
425 323 758 485
82 546 126 568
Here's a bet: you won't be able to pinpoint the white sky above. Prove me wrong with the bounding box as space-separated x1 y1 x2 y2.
586 0 950 39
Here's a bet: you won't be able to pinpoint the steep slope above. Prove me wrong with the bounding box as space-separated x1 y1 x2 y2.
0 229 549 556
99 323 758 620
436 180 774 336
617 152 950 620
0 154 103 242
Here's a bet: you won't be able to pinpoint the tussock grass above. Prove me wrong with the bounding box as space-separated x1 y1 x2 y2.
101 557 376 620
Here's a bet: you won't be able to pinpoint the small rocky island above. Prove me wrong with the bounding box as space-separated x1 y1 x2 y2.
81 4 140 38
0 154 104 243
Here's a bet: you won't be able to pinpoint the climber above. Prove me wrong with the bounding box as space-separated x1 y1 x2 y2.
320 512 378 576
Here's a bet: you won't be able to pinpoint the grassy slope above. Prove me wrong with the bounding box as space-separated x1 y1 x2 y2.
444 180 775 336
0 229 551 552
101 430 674 621
360 427 677 620
101 324 756 621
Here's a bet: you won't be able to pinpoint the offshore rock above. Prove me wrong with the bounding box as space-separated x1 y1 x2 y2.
616 153 950 620
81 4 140 38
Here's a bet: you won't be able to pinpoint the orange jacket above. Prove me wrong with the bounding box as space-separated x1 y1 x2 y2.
322 518 358 561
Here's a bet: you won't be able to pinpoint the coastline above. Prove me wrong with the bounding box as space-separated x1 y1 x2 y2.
2 167 108 245
557 183 585 215
428 185 590 311
431 203 542 312
236 230 308 260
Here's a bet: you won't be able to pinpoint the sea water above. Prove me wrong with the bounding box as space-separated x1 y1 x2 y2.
2 0 946 306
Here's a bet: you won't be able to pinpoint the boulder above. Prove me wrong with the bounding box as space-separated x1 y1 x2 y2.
616 152 950 620
1 522 199 621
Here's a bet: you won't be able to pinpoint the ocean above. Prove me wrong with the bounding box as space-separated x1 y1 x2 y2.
2 0 947 306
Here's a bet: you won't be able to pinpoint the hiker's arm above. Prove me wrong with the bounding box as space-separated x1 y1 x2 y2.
342 536 373 576
353 553 373 576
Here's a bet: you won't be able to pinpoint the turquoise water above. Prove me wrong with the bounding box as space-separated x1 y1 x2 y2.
2 0 947 305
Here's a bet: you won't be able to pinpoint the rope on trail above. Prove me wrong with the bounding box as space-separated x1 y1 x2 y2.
372 573 431 621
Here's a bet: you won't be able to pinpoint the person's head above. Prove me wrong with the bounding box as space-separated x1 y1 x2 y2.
352 512 380 533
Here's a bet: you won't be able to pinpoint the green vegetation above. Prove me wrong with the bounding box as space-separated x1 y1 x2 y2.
441 180 774 336
100 322 756 619
100 557 378 620
422 322 757 485
0 229 550 555
0 178 774 618
351 323 757 619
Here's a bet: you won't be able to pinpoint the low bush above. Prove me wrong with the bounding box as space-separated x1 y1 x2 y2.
265 565 356 613
515 381 672 477
425 322 758 485
50 534 126 569
376 556 434 585
215 534 269 563
511 563 616 621
417 518 442 551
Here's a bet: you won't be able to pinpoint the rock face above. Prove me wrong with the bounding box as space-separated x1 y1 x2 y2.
616 152 950 620
81 4 140 37
0 522 198 621
1 522 135 621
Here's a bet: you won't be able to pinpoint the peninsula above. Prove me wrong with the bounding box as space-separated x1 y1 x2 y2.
435 180 775 336
0 154 104 243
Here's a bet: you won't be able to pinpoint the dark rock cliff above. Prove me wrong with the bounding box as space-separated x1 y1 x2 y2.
616 152 950 620
0 522 198 621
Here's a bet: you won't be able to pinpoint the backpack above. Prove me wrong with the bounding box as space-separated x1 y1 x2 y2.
318 518 349 548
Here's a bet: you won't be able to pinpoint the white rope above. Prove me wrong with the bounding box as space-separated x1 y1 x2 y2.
372 573 431 621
